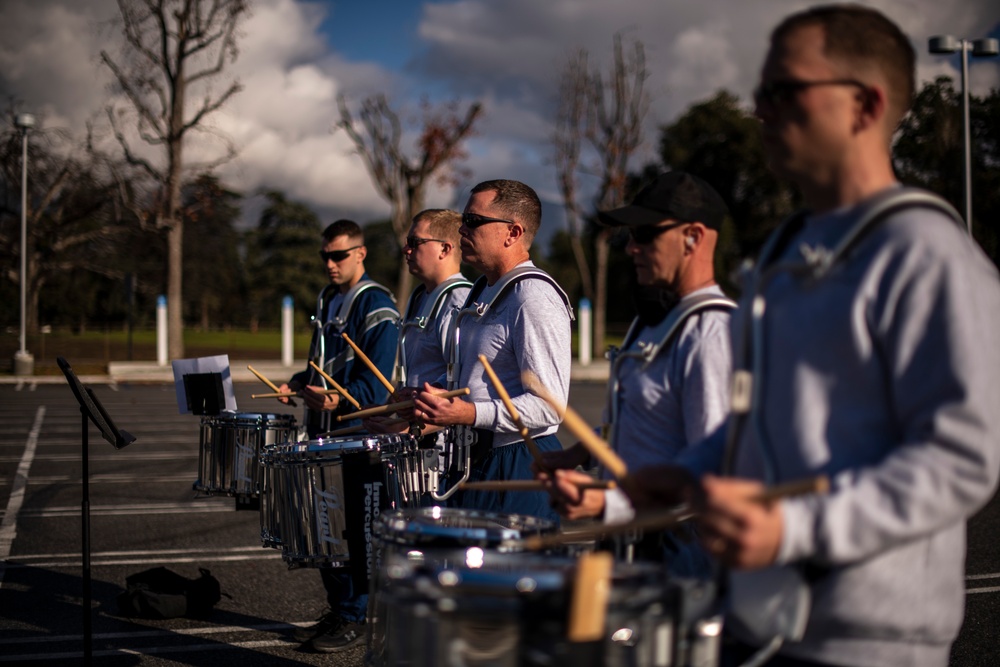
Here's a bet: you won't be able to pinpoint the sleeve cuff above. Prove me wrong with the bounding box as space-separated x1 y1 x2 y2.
777 496 817 564
603 488 636 525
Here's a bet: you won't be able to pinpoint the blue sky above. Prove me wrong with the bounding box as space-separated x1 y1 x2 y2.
2 0 999 248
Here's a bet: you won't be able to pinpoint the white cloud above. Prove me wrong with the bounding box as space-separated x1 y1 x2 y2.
2 0 998 236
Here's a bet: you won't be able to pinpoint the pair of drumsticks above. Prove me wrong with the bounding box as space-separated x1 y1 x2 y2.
249 334 468 437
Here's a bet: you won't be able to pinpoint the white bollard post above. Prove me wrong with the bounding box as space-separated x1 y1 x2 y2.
156 295 168 366
281 295 294 367
578 297 592 366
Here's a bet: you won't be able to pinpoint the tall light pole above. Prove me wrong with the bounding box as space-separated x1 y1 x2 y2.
13 113 35 376
928 36 1000 235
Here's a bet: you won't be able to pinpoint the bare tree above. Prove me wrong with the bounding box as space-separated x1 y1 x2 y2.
0 115 135 333
101 0 249 359
336 94 482 302
552 33 648 354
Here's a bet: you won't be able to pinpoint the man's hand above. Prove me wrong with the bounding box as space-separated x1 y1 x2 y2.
697 474 783 570
623 464 699 511
541 468 606 521
363 414 409 434
300 385 340 412
391 386 419 421
412 382 476 426
533 442 590 475
277 382 297 405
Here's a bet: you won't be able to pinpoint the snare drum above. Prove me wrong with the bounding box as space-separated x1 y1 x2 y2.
379 551 721 667
194 411 295 498
367 507 562 666
259 434 418 567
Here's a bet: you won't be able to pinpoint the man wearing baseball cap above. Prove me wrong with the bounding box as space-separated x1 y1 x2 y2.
541 171 735 574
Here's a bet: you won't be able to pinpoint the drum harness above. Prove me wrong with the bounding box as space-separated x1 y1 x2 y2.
305 280 398 434
721 188 966 667
430 266 574 501
395 275 473 498
605 291 737 562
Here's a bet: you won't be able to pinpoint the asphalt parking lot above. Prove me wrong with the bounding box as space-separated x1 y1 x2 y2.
0 374 997 666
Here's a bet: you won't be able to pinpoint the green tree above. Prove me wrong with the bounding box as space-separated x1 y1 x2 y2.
657 91 796 290
181 174 244 329
244 191 325 330
894 77 1000 263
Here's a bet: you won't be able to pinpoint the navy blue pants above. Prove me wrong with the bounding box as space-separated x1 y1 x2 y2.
446 434 562 523
319 568 366 624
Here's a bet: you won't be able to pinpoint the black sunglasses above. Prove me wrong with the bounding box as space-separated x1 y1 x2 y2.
404 236 448 250
753 78 868 107
628 222 685 245
319 245 362 263
461 212 515 228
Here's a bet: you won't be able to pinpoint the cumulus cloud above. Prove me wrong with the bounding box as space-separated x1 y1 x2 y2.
1 0 998 238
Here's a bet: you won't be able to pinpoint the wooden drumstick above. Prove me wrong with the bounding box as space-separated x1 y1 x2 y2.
248 365 297 407
251 389 339 399
459 479 615 492
318 417 410 438
522 371 628 481
568 551 614 642
341 333 396 394
520 475 830 551
308 361 361 410
336 388 471 422
478 354 547 469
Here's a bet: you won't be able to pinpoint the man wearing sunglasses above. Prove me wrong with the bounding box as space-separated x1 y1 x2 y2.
366 210 472 448
412 179 573 521
625 6 1000 667
540 172 734 576
278 218 399 653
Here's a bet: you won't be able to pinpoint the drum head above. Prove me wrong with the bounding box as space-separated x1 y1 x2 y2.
376 507 557 549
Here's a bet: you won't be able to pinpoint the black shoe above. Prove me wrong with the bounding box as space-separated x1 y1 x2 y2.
291 609 341 643
310 620 366 653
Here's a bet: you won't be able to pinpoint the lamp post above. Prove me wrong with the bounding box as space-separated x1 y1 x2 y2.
928 36 1000 235
13 113 35 376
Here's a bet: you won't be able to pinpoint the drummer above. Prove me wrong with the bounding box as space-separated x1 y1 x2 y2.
627 5 1000 666
540 171 734 576
412 179 573 521
366 209 471 435
278 218 399 653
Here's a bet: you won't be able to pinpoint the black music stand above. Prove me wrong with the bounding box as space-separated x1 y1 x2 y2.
57 357 136 666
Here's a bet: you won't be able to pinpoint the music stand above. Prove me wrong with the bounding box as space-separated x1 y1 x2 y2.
57 357 136 666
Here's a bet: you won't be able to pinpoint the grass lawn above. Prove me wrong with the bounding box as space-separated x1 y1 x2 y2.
1 327 619 376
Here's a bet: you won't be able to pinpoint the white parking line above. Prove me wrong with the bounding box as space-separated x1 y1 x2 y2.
0 473 196 485
0 406 45 590
14 500 236 518
6 545 282 569
0 622 295 645
0 637 300 663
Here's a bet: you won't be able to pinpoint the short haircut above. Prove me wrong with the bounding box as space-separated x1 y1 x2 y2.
470 179 542 244
413 209 462 246
322 219 364 244
772 4 915 129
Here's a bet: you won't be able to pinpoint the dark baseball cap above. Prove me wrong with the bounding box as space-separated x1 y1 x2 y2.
598 171 728 230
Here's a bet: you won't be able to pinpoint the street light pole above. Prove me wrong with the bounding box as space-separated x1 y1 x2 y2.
928 36 1000 235
13 113 35 376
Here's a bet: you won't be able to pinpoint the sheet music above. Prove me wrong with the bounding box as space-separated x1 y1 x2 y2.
171 355 238 414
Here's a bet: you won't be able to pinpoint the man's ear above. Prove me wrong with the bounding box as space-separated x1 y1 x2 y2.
506 223 524 246
357 245 368 262
855 83 887 133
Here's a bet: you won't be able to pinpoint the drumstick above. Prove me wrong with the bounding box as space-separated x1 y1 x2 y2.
341 333 396 394
458 479 615 492
319 417 410 438
519 475 830 551
251 389 340 399
248 364 297 407
335 388 471 422
522 371 628 481
478 354 547 469
308 361 362 410
568 551 613 642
